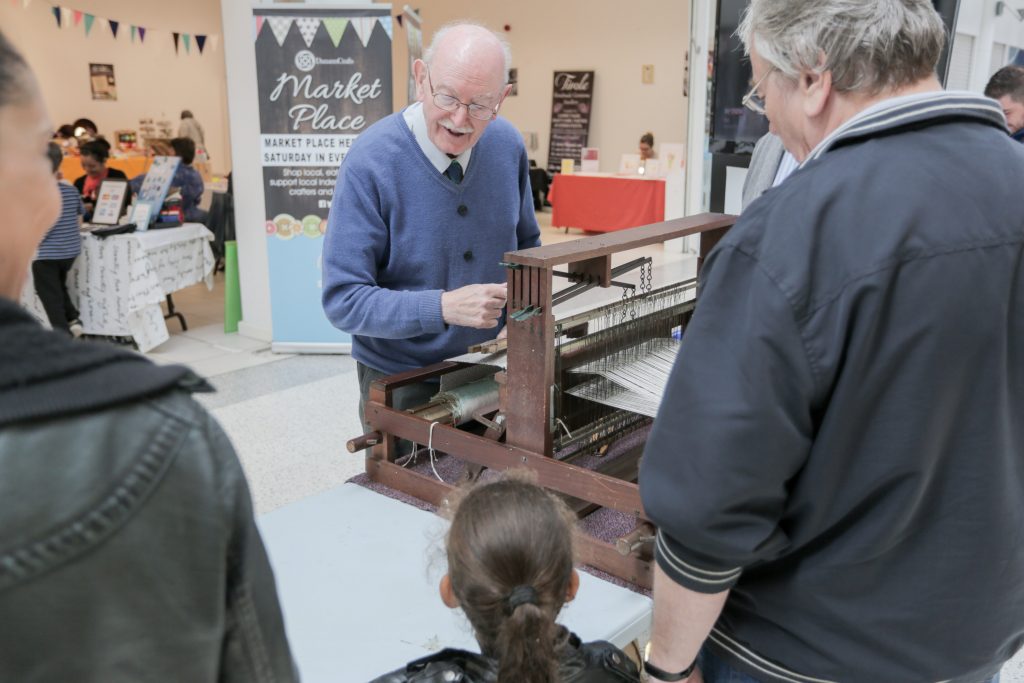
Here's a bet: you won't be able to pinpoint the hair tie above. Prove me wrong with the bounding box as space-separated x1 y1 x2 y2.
504 585 539 614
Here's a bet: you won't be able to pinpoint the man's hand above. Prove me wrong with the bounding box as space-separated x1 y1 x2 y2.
441 283 507 329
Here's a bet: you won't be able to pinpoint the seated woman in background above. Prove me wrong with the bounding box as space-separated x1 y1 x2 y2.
73 138 131 221
372 474 640 683
639 132 656 161
130 137 206 224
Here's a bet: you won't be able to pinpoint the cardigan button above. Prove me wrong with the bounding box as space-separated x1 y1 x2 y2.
457 204 468 216
463 250 473 261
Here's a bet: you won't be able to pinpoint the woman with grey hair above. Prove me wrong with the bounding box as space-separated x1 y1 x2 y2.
640 1 1024 682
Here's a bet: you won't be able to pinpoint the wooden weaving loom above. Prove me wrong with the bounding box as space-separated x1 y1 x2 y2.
347 213 735 589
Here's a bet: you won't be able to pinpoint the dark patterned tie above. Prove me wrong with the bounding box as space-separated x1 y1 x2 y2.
445 160 463 184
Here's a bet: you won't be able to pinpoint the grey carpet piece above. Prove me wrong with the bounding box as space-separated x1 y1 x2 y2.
195 354 354 410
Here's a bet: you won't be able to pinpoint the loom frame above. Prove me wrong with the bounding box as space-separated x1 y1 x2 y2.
361 214 735 588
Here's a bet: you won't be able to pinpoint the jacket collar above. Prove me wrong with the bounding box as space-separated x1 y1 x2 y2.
803 91 1006 165
0 297 206 426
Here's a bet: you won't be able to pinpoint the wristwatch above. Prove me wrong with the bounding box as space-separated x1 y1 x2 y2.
643 641 695 681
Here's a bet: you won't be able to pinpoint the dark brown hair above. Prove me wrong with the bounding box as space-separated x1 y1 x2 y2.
46 142 62 173
79 139 111 163
170 137 196 165
985 65 1024 104
445 474 576 683
640 132 654 147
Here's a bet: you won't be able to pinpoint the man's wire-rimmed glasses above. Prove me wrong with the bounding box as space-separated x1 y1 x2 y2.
742 67 776 115
426 69 501 121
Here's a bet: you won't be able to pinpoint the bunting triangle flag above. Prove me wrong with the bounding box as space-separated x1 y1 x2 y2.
395 14 403 28
196 35 206 54
254 15 265 41
209 34 219 51
267 16 292 46
72 9 82 26
109 20 119 39
138 26 146 43
182 33 191 53
172 32 180 54
352 17 375 48
322 18 348 48
130 25 136 42
51 5 61 28
295 17 320 47
379 17 393 41
83 13 95 36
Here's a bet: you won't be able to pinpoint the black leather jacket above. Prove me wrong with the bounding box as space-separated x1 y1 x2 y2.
369 628 640 682
0 300 297 682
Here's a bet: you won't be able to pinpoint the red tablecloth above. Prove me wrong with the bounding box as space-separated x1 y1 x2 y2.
548 174 665 232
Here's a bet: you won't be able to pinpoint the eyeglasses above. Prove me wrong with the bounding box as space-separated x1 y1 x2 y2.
426 69 501 121
742 67 775 115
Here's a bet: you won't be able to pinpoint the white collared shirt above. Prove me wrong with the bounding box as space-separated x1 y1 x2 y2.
772 151 799 187
403 101 472 175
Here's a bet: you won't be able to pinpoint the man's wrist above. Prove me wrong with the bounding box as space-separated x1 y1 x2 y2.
643 641 696 681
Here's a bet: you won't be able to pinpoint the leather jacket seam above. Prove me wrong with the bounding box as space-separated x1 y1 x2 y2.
0 408 188 592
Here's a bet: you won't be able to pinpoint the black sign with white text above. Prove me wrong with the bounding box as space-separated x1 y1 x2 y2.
547 71 594 174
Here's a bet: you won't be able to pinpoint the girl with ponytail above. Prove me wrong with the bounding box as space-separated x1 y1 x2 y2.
372 474 640 682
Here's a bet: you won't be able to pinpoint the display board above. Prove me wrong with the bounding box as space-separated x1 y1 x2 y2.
253 5 393 351
546 71 594 175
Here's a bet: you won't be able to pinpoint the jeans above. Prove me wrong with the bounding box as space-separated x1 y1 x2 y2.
697 648 763 683
697 647 1001 683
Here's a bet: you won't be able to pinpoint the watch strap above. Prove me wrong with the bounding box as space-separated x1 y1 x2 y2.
643 657 695 681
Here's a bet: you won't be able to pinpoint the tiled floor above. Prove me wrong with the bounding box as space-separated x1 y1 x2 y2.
149 210 1024 680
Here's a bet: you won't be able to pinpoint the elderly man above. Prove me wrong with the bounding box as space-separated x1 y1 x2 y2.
639 1 1024 682
322 23 540 419
985 65 1024 142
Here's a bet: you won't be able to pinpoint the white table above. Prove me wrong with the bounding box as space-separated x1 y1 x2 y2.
258 483 652 683
22 223 215 351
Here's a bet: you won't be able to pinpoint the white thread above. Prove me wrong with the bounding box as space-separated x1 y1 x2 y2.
427 421 444 482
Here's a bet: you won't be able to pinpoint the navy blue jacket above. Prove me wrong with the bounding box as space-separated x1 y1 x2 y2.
641 92 1024 682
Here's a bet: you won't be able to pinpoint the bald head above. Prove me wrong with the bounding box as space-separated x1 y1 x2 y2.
425 23 511 88
413 22 513 156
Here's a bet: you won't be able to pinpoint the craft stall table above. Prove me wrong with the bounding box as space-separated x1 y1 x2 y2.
21 223 215 352
548 173 666 233
258 483 653 683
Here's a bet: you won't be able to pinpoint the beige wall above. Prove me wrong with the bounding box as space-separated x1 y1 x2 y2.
0 0 231 172
402 0 690 173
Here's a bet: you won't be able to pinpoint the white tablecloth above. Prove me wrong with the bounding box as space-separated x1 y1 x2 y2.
22 223 215 352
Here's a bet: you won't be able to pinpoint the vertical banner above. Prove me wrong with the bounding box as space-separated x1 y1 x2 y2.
253 5 393 352
402 5 422 106
546 71 594 175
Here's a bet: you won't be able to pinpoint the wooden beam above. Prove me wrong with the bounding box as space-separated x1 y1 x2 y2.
365 404 647 517
505 214 736 267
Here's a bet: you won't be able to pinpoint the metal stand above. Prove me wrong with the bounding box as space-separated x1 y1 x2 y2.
163 293 187 331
